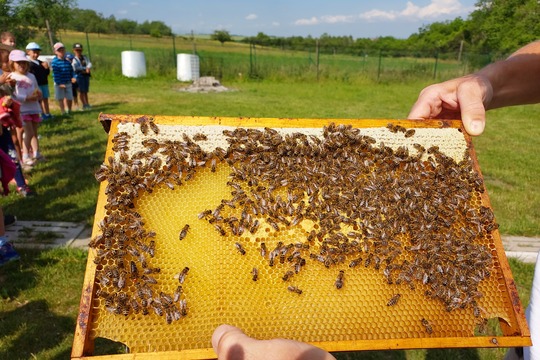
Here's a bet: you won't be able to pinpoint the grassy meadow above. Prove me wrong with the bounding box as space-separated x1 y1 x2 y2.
0 31 538 359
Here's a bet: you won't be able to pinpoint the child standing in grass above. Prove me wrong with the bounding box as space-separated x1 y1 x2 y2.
8 50 43 166
51 42 74 116
26 42 53 120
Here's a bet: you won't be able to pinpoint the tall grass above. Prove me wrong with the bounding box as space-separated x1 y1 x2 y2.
53 31 470 83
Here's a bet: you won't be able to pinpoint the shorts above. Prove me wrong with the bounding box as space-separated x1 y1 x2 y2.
22 114 41 123
76 75 90 93
38 84 50 99
54 83 74 101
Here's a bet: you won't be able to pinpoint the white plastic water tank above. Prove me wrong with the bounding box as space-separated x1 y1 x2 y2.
121 51 146 78
177 54 200 81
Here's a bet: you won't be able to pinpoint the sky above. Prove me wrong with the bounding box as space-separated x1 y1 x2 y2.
76 0 478 39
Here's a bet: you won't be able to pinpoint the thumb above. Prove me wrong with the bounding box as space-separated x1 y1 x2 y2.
457 78 490 136
212 324 251 358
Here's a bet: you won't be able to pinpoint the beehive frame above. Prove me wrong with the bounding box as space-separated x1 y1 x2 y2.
72 114 530 359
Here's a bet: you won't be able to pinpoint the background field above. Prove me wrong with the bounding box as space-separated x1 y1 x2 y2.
0 31 538 359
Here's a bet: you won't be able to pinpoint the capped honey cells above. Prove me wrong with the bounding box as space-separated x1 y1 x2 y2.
87 116 521 353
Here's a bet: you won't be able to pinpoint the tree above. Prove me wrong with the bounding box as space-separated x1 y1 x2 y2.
16 0 75 30
16 0 76 48
211 30 232 45
468 0 540 55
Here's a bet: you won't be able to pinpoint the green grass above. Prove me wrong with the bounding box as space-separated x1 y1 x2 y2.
0 31 538 359
0 249 534 360
2 75 538 235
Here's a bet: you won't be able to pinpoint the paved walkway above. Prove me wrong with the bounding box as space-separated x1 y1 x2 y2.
4 221 540 263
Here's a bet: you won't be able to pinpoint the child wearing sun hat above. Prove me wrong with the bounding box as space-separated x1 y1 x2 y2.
8 49 43 167
26 42 52 120
51 42 75 116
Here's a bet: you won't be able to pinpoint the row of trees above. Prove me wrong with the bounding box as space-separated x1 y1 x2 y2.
1 0 538 59
0 0 173 48
240 0 539 58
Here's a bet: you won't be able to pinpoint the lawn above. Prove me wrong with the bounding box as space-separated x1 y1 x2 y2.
0 31 538 359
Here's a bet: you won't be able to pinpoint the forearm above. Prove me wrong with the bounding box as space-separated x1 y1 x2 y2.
479 40 540 110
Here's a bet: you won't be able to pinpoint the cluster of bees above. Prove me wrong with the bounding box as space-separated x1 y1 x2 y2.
91 118 498 330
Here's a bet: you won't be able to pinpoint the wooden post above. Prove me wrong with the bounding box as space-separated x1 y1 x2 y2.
45 19 54 52
316 39 320 82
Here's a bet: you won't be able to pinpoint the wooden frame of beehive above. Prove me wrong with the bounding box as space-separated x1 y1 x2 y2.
72 114 531 359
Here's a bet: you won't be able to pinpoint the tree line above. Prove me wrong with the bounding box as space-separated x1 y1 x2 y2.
241 0 539 60
1 0 538 62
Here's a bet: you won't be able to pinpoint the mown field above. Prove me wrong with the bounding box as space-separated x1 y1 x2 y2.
0 31 538 359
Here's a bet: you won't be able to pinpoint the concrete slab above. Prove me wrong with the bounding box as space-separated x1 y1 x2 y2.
5 221 86 249
4 220 539 263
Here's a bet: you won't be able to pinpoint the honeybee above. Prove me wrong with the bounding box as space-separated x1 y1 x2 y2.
198 209 212 219
348 257 362 268
252 267 259 281
282 270 294 281
130 261 139 279
179 224 190 241
173 286 183 302
287 286 303 295
266 218 279 231
165 310 173 324
141 275 158 284
404 129 415 138
364 253 373 267
421 318 433 334
387 293 401 306
235 242 246 255
175 267 190 284
117 271 127 289
130 298 141 314
193 133 208 141
335 270 345 289
148 120 159 134
260 242 267 258
139 121 149 135
249 219 260 234
175 299 186 317
152 303 164 316
214 224 226 236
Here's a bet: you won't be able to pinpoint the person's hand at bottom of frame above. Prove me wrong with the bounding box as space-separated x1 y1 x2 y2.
212 324 337 360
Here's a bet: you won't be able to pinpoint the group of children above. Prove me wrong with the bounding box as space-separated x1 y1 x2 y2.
0 31 93 265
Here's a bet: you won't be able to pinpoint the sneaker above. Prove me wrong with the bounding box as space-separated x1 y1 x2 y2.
83 104 92 110
0 240 20 265
4 214 17 227
23 158 34 166
17 186 36 197
33 154 46 163
42 113 53 121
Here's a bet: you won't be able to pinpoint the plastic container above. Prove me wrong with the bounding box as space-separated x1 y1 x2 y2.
121 51 146 78
177 54 200 81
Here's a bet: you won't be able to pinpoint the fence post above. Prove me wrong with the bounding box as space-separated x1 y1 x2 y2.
377 50 382 81
316 39 320 82
85 32 91 60
172 34 177 66
433 51 439 79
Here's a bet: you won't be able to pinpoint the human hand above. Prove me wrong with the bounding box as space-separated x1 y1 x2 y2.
2 96 12 107
42 62 49 69
212 324 336 360
407 74 493 136
0 72 16 87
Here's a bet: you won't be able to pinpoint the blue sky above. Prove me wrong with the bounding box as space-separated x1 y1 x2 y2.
76 0 477 39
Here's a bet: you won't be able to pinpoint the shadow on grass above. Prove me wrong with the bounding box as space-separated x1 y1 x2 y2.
0 299 73 359
333 347 482 360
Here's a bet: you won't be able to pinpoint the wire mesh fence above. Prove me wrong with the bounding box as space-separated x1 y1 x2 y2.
56 33 501 83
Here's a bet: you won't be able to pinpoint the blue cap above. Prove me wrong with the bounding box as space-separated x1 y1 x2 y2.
25 42 41 51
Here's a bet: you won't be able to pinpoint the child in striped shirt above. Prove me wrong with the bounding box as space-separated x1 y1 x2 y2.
51 42 75 116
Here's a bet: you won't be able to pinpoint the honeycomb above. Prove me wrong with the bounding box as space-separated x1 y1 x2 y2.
85 116 526 355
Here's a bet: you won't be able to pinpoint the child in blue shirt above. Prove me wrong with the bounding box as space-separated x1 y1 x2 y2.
51 42 74 116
